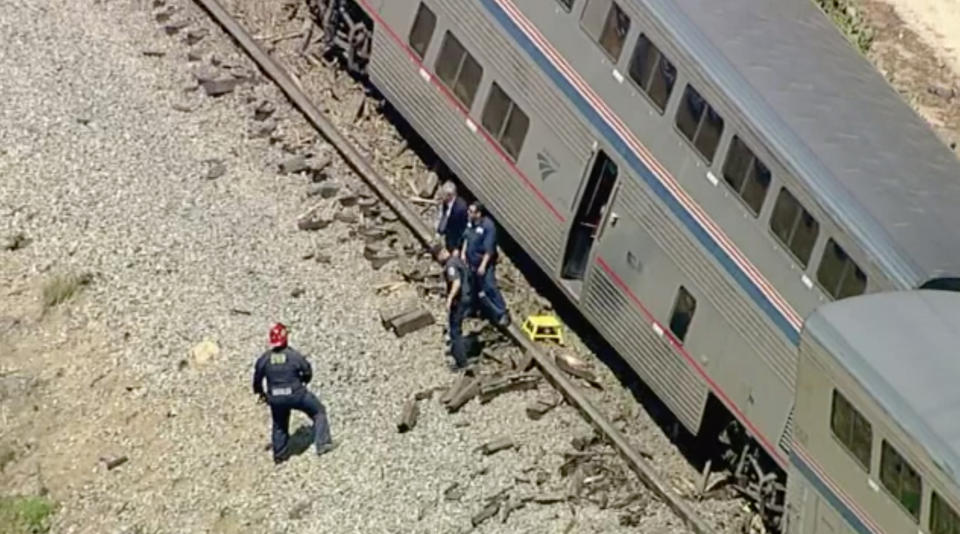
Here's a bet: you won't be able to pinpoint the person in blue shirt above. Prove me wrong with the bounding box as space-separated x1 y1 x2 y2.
461 201 510 327
435 180 468 254
432 244 472 370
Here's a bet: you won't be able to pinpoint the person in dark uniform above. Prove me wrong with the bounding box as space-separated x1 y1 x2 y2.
461 201 510 327
436 181 468 254
432 244 471 370
252 323 336 464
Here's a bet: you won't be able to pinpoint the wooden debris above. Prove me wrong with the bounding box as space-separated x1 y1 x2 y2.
397 397 419 433
439 375 470 406
516 351 535 372
477 437 514 456
378 300 418 326
480 348 503 366
525 398 559 420
695 459 712 500
471 501 501 527
501 497 527 523
531 493 565 504
102 456 128 470
443 482 465 501
389 309 435 337
479 373 541 403
554 353 602 388
445 375 481 413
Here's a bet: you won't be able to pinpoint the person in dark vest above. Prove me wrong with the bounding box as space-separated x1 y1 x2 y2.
252 323 336 464
461 201 510 327
435 180 468 254
433 244 472 370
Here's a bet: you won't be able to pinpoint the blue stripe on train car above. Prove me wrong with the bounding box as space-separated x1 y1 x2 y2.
791 451 875 534
478 0 801 345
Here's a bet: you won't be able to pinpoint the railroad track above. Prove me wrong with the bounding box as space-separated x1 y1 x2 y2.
191 0 723 532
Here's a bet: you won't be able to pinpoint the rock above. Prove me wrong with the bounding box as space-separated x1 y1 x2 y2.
291 287 305 298
192 65 219 84
201 159 226 180
288 501 311 520
927 84 956 100
253 100 276 121
155 8 173 23
200 78 240 97
184 28 209 46
249 119 276 139
171 102 197 113
152 0 166 8
2 232 30 251
477 437 515 456
279 155 308 175
187 49 206 62
417 171 439 199
0 443 16 472
315 253 332 264
317 182 340 199
191 340 220 367
163 20 190 35
0 316 20 335
380 210 399 223
142 49 166 57
357 196 378 215
337 190 358 207
334 208 358 224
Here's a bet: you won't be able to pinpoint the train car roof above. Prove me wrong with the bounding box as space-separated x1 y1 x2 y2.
645 0 960 285
805 290 960 486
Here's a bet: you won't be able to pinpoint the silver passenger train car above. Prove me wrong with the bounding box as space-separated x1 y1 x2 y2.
792 290 960 534
307 0 960 530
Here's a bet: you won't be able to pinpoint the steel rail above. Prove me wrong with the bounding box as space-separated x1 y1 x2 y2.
191 1 718 531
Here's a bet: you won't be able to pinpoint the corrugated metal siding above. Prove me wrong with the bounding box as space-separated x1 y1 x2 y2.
616 177 797 390
368 30 564 267
583 264 708 431
439 0 593 159
779 404 795 455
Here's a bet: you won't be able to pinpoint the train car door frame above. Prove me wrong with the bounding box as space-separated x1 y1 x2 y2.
561 145 621 294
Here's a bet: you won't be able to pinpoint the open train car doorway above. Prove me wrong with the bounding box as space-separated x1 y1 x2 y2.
561 149 619 288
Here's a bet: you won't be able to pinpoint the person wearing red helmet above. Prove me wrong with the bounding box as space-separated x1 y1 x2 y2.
252 323 336 464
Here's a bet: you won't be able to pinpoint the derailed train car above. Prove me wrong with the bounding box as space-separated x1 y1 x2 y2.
308 0 960 531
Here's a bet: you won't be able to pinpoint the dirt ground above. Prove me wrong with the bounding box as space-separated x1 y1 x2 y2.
860 0 960 149
2 0 959 531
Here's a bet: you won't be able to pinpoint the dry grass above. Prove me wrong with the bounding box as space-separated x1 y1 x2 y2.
41 273 92 309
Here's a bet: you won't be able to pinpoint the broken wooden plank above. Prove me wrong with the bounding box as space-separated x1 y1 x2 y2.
440 375 471 405
397 397 419 433
554 353 601 388
414 385 444 401
378 300 418 327
516 350 535 372
101 456 128 470
389 308 435 337
445 375 481 412
479 373 542 403
531 493 566 504
477 437 515 456
471 501 501 527
525 398 559 420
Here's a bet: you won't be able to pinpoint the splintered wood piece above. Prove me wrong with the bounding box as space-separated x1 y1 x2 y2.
397 397 419 433
525 398 559 420
477 437 515 456
479 373 541 403
446 376 481 413
390 308 434 337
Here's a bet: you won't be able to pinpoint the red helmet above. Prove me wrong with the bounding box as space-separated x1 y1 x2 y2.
269 323 288 348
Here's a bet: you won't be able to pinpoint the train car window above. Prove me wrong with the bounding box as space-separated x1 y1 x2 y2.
435 32 484 109
931 492 960 534
830 390 872 470
880 440 922 521
556 0 574 12
580 0 631 62
668 286 696 342
627 34 677 112
721 136 771 216
769 188 819 268
408 3 437 59
481 82 530 160
817 239 867 299
675 85 725 163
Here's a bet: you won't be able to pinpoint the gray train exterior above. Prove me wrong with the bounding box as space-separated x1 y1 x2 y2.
349 0 960 472
791 291 960 534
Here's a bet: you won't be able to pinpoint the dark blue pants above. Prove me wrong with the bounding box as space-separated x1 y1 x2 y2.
448 298 470 368
475 264 507 322
268 389 331 461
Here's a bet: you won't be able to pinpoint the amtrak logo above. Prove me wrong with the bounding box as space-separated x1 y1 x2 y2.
537 150 558 181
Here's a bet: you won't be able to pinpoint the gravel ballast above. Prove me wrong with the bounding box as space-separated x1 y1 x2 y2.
0 0 720 532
